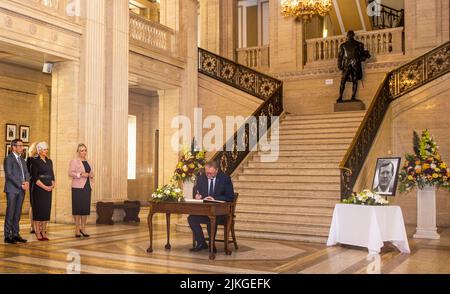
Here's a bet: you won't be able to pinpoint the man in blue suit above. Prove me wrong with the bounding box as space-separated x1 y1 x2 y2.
3 139 30 244
188 160 234 252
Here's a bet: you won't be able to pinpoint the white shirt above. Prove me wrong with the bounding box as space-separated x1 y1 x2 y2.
13 152 25 181
208 177 216 195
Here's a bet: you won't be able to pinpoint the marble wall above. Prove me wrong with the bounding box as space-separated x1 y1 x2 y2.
128 91 159 202
0 62 51 215
198 73 262 158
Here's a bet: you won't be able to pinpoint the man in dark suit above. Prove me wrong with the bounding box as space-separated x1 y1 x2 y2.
3 139 30 244
188 160 234 252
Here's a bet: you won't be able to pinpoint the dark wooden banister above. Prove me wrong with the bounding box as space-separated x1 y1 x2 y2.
198 48 283 175
340 41 450 199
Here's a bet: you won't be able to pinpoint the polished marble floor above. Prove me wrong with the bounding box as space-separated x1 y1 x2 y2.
1 212 450 274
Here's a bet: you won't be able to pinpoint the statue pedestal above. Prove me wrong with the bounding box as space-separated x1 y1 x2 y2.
414 185 440 239
334 100 366 112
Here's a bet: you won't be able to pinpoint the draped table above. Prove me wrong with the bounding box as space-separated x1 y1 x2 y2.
327 204 410 254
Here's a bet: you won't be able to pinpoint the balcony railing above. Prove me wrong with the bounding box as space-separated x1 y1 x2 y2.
236 46 270 70
129 12 176 56
306 27 404 66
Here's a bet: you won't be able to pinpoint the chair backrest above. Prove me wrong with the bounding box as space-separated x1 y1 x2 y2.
231 192 239 218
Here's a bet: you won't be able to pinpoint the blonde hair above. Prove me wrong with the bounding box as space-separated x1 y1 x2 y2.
36 141 49 154
77 143 87 153
29 142 38 158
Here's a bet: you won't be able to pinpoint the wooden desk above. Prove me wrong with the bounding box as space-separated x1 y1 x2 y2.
146 201 233 260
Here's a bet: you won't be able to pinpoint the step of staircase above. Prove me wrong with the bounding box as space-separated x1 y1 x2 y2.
238 195 339 206
256 150 347 157
237 203 334 215
275 131 356 139
250 155 342 163
234 188 340 198
237 175 340 183
246 162 339 169
234 181 340 191
281 117 364 125
277 138 353 145
280 121 362 129
286 111 365 120
236 210 332 224
241 168 339 176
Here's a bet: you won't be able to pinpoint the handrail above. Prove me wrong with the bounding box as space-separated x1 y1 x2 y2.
198 48 283 175
369 1 404 29
339 41 450 199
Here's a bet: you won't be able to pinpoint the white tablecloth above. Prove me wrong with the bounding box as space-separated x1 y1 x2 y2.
327 204 410 254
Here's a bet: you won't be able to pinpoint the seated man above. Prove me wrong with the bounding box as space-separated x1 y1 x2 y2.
187 160 235 252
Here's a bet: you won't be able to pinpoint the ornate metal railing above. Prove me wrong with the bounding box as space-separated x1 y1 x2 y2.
198 48 283 175
340 41 450 199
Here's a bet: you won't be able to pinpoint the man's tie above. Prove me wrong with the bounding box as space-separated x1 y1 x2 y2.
17 157 25 181
208 178 214 196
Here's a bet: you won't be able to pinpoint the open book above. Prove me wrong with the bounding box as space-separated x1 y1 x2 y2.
184 199 226 204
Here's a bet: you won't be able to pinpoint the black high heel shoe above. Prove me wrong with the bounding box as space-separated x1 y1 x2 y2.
80 231 90 237
75 233 82 238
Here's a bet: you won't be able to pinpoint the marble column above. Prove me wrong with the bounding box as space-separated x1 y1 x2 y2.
199 0 220 54
105 0 129 201
50 61 81 223
160 0 179 31
81 0 106 203
404 0 450 56
158 89 181 185
219 0 237 60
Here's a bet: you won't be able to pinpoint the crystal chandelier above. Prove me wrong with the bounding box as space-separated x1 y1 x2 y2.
281 0 332 22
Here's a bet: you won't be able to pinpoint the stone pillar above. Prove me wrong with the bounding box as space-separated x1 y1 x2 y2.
180 0 199 125
158 89 181 185
219 0 237 60
269 0 305 73
105 0 129 201
81 0 106 203
160 0 179 31
404 0 450 56
50 61 81 223
199 0 220 54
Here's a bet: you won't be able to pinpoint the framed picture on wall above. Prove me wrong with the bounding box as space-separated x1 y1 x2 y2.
21 145 29 160
5 143 11 158
19 125 30 143
5 124 17 141
372 157 401 196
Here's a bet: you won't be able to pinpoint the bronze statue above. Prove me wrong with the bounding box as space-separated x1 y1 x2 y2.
337 31 370 103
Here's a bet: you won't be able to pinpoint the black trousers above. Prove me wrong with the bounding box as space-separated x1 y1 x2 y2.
188 215 227 245
4 191 25 239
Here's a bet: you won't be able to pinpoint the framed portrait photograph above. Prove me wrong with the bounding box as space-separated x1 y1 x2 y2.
19 125 30 143
5 124 17 142
21 145 29 160
372 157 401 196
5 143 12 158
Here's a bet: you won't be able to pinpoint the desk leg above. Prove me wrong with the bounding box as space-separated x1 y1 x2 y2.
165 213 171 250
208 215 216 260
224 216 232 255
147 212 154 253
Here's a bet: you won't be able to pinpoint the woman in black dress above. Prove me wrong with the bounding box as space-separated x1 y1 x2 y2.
69 144 94 238
31 142 55 241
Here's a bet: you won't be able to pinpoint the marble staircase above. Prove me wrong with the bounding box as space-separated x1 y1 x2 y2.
232 111 365 243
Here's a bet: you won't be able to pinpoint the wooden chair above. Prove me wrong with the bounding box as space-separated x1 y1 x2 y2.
192 193 239 250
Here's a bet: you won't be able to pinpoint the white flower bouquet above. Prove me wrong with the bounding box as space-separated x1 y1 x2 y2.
342 189 389 206
151 184 184 203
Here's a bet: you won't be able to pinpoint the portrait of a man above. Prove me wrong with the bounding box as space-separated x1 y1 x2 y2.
372 157 401 196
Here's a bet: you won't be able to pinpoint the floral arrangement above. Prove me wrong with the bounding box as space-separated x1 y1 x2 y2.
172 146 206 183
151 184 183 203
342 189 389 206
398 129 450 193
